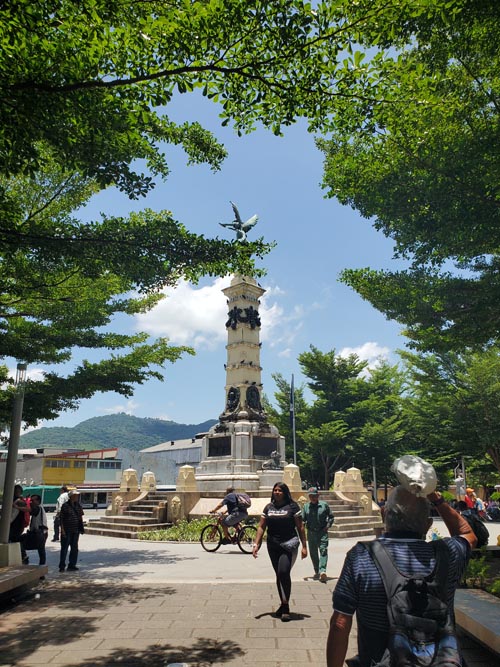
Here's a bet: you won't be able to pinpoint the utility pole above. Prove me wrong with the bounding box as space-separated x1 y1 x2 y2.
372 457 377 503
0 363 27 565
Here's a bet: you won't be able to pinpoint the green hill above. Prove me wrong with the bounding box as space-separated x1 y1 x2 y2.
16 413 217 451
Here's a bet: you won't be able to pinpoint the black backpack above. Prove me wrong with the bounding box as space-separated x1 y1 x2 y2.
362 540 461 667
461 510 489 548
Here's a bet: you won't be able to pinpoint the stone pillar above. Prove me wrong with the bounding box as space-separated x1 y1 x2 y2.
140 470 156 493
333 470 346 493
120 468 139 493
176 465 198 492
283 463 302 492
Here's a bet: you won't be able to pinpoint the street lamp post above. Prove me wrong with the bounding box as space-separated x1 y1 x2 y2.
0 363 27 565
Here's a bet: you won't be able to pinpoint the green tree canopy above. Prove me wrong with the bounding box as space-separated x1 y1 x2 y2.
296 346 404 488
318 0 500 351
402 348 500 476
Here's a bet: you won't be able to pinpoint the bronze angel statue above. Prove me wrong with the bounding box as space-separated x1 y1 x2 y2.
219 201 259 241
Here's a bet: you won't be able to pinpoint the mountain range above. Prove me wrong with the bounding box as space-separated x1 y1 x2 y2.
14 413 217 452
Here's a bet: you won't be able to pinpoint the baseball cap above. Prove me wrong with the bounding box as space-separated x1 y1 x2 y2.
308 487 319 496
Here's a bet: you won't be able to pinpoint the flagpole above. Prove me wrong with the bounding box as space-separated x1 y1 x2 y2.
290 374 297 465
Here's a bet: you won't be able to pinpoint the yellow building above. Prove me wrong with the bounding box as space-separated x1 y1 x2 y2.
41 449 120 486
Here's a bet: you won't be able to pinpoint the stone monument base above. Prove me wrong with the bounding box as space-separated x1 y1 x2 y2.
257 469 285 490
195 472 260 493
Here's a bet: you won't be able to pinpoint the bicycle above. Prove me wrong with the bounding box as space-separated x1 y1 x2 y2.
200 513 257 554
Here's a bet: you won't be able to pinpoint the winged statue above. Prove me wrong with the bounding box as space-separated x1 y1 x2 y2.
219 201 259 241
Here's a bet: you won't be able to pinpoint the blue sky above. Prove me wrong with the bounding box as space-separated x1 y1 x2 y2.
20 92 409 430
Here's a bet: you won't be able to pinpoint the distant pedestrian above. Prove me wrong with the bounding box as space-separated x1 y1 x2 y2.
9 484 29 563
52 485 69 542
464 487 475 510
59 490 84 572
301 487 334 582
252 482 307 621
22 494 48 569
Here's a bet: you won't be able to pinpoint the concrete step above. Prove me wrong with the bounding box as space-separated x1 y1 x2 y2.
334 515 382 525
128 503 161 511
0 564 48 598
123 511 156 517
330 526 380 538
89 516 159 526
85 522 171 538
88 519 167 530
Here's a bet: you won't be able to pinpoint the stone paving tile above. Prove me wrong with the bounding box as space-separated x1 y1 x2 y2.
244 648 310 662
37 650 115 664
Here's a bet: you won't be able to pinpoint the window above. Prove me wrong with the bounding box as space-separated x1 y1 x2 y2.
73 460 85 468
99 461 121 469
45 460 70 468
86 461 99 469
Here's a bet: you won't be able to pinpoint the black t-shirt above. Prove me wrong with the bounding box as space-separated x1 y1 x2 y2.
263 501 301 542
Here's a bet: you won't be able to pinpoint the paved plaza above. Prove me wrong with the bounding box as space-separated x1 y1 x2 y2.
0 518 498 666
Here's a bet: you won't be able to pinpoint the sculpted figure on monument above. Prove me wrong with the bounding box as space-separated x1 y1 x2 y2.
226 386 240 411
246 385 261 410
262 450 283 470
219 201 259 242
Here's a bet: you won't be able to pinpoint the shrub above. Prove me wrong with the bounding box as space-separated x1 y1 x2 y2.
138 517 213 542
464 553 491 588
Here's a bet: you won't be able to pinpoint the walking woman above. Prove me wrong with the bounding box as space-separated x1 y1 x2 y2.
252 482 307 621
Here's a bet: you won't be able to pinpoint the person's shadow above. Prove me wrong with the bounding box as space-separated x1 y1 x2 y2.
254 611 311 621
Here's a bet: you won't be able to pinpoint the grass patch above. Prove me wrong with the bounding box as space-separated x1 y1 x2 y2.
138 517 214 542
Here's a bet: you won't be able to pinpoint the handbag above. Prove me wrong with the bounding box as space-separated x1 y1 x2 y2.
280 535 300 552
22 529 45 550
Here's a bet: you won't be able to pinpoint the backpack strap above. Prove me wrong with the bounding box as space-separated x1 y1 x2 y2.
362 540 405 599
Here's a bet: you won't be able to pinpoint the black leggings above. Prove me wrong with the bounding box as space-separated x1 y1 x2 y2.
267 539 298 604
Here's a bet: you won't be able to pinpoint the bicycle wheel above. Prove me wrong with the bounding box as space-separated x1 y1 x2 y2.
200 524 222 552
237 525 257 554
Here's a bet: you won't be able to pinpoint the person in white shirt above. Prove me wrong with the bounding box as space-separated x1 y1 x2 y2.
52 485 69 542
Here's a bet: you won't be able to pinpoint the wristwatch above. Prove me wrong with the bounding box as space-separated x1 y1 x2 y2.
431 494 446 507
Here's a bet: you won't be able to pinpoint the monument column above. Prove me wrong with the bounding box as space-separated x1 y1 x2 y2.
195 204 286 492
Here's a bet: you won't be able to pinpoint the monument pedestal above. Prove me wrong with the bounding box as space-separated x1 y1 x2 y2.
196 419 286 492
257 470 285 490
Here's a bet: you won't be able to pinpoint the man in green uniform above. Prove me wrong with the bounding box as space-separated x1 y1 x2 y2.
301 487 333 582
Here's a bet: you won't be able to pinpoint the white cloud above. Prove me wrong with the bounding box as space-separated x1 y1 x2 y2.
7 366 45 383
135 277 230 349
135 277 305 352
98 399 140 416
339 341 391 369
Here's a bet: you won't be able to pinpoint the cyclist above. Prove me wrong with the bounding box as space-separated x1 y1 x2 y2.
210 486 248 544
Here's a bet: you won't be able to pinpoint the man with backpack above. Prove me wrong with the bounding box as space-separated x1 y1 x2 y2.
210 486 250 544
326 484 477 667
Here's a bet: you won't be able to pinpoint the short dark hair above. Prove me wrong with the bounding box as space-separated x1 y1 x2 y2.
61 486 68 492
226 486 235 494
457 500 468 511
30 494 42 502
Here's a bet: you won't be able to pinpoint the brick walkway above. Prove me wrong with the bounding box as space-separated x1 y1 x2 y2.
1 580 354 666
1 579 496 667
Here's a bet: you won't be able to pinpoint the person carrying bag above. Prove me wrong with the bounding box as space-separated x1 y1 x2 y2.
21 494 48 567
